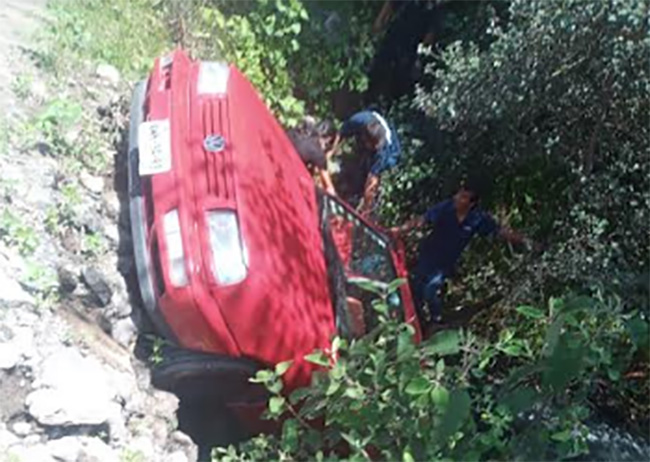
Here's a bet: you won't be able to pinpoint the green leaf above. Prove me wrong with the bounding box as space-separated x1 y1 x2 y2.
267 379 283 394
387 278 407 294
502 344 525 357
269 396 285 415
275 360 292 376
543 339 585 390
431 385 450 409
425 330 460 356
282 419 299 451
405 376 431 396
516 305 545 319
348 277 387 295
551 429 572 442
439 389 471 441
607 368 621 381
499 386 537 414
403 448 415 462
344 387 364 399
326 379 341 396
397 326 416 359
543 315 566 358
305 351 330 367
250 370 274 384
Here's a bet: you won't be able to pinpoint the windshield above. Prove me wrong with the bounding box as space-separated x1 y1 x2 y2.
321 195 404 337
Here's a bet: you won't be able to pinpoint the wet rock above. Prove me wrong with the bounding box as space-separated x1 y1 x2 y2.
96 64 121 86
27 348 120 426
82 267 113 307
57 266 78 295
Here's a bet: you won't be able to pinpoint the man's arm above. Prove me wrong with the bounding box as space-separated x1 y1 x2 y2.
325 133 341 160
359 173 380 215
373 1 394 34
318 167 337 196
390 215 425 235
498 226 526 245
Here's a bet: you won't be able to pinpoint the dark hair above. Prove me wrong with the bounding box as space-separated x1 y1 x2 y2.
462 176 491 203
362 121 386 149
315 120 336 138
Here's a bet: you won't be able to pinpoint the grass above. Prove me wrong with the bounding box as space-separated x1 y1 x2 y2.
40 0 173 78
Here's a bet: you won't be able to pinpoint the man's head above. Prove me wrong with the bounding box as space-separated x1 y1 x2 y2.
315 119 336 149
454 179 482 211
360 120 386 152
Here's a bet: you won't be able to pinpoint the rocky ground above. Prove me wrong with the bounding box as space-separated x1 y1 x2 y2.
0 1 198 461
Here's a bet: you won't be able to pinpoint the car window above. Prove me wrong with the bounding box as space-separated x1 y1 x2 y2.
322 196 403 333
324 197 395 280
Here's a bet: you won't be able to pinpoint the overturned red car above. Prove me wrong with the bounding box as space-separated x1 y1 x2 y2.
128 48 421 415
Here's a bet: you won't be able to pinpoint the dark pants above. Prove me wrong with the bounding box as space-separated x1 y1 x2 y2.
413 270 446 323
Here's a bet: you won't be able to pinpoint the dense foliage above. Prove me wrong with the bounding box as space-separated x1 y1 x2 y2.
216 283 647 461
162 0 379 125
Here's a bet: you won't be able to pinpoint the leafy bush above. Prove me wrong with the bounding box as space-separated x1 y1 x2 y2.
215 286 648 461
416 0 647 294
163 0 378 124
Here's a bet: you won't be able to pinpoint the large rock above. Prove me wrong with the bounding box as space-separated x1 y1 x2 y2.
6 444 56 462
0 267 34 305
26 348 121 426
81 267 113 307
0 343 21 370
46 436 119 462
96 64 121 86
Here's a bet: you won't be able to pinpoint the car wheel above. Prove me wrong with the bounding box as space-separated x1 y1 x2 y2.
151 347 267 405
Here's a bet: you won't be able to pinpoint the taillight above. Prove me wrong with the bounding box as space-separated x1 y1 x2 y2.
163 209 188 287
206 210 247 285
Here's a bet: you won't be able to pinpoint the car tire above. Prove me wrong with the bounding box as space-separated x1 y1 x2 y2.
152 347 267 405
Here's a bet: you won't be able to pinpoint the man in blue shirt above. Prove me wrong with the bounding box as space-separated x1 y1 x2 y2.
331 110 402 214
391 182 529 328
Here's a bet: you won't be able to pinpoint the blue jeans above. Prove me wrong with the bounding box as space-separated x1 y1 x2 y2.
413 271 446 322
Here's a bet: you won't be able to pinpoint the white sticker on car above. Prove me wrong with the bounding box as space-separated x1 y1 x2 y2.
138 120 171 176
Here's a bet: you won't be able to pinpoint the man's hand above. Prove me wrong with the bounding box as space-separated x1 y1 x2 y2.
391 216 424 236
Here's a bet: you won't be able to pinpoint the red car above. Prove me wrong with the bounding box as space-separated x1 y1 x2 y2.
128 48 421 426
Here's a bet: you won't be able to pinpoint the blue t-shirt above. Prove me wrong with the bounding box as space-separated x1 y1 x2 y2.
340 110 402 175
417 199 500 276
